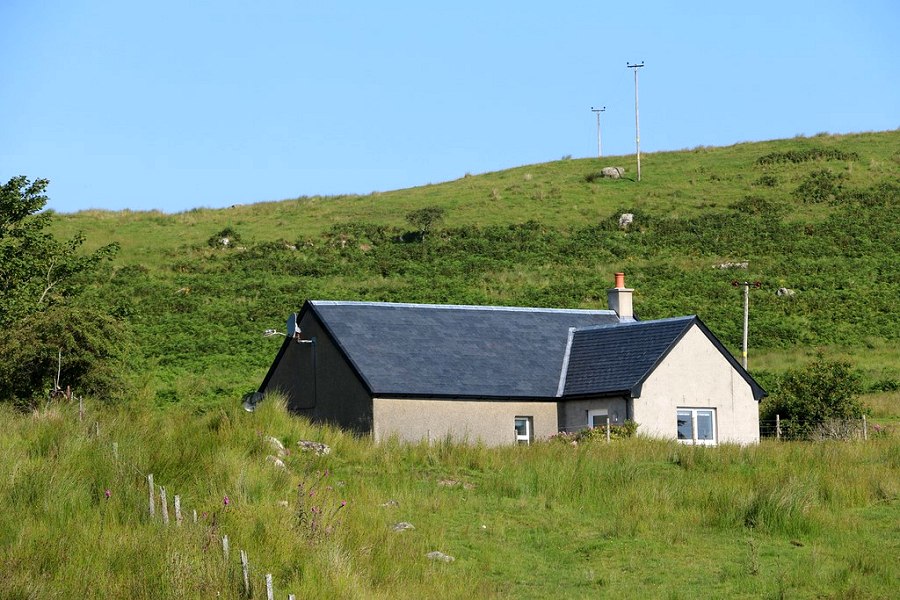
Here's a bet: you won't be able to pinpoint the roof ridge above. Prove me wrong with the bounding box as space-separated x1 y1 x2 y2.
572 314 696 333
310 300 617 315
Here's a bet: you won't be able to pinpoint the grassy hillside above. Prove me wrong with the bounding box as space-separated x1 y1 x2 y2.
5 130 897 598
49 130 900 407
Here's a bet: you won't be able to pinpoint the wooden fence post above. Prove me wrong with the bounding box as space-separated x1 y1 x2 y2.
776 414 781 440
222 535 229 561
606 415 611 443
240 550 250 597
174 495 183 525
863 415 868 441
148 474 155 516
193 509 198 524
265 573 274 600
160 487 169 525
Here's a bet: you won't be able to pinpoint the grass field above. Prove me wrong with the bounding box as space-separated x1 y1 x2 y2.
2 397 897 599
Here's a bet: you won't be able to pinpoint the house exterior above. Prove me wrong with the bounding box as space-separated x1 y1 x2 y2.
258 274 765 445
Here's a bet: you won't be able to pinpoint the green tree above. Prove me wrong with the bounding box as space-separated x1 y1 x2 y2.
0 176 125 405
405 206 445 240
760 354 866 439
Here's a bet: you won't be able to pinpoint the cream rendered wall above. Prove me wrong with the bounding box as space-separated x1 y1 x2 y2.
373 398 558 446
632 324 760 444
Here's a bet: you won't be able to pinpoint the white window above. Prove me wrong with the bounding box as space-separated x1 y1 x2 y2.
677 408 717 446
587 409 609 429
514 417 533 445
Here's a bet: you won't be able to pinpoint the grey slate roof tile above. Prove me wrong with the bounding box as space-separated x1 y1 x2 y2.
307 301 621 399
563 316 696 396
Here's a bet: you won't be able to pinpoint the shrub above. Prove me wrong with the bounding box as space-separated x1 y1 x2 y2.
760 354 866 439
207 226 241 248
792 169 846 204
756 147 860 165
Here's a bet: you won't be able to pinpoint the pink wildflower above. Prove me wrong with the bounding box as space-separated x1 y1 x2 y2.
340 500 347 508
104 489 111 499
223 495 230 507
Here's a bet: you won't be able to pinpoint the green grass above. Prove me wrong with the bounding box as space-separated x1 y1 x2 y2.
1 398 897 598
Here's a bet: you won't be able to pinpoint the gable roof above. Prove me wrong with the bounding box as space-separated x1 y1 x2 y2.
562 316 767 401
304 300 621 399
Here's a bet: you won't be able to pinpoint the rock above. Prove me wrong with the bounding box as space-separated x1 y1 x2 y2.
266 436 287 457
713 262 749 270
392 522 415 532
776 287 796 297
618 213 634 230
379 499 399 507
277 500 290 508
265 455 286 469
426 551 455 563
297 440 331 456
601 166 625 179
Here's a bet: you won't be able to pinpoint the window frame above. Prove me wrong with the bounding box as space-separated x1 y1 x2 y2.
514 416 533 445
587 409 609 429
676 408 717 446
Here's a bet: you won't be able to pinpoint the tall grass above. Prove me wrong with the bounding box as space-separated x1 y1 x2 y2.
2 398 897 598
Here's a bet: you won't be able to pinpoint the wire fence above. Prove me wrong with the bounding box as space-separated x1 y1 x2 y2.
759 416 880 441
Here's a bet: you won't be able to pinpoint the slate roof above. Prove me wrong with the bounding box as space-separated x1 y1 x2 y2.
305 300 621 399
562 316 696 397
562 316 766 400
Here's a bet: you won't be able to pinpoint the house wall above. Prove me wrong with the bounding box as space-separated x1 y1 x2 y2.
372 398 558 446
558 397 629 433
632 324 760 444
262 313 373 434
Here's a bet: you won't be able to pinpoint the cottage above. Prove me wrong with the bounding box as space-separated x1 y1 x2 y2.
258 274 765 445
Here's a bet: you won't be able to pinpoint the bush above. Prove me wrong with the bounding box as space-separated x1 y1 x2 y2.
760 355 866 439
550 421 638 444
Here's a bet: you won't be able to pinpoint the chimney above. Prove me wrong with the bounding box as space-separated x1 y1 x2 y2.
607 272 634 321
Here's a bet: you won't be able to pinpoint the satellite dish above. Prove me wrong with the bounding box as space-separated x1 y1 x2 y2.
286 313 299 337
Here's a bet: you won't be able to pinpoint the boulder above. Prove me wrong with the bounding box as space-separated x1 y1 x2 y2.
297 440 331 456
426 551 455 563
776 287 796 297
392 522 415 532
601 166 626 179
618 213 634 230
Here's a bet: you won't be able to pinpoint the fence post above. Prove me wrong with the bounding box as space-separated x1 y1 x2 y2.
266 573 274 600
174 495 183 525
240 550 250 597
862 415 868 441
776 414 781 440
222 535 229 561
160 487 170 526
606 415 611 443
148 474 155 516
193 509 198 524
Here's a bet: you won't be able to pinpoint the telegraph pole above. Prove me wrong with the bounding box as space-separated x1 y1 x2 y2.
591 106 605 158
626 62 645 181
732 280 761 369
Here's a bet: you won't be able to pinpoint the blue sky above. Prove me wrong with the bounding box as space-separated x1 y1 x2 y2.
1 1 897 213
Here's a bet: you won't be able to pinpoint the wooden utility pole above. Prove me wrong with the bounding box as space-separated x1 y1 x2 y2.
627 62 645 181
591 106 606 157
732 280 761 369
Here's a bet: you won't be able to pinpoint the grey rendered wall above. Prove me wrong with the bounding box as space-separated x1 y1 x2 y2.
558 397 629 433
263 313 374 434
632 324 760 444
372 398 558 446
